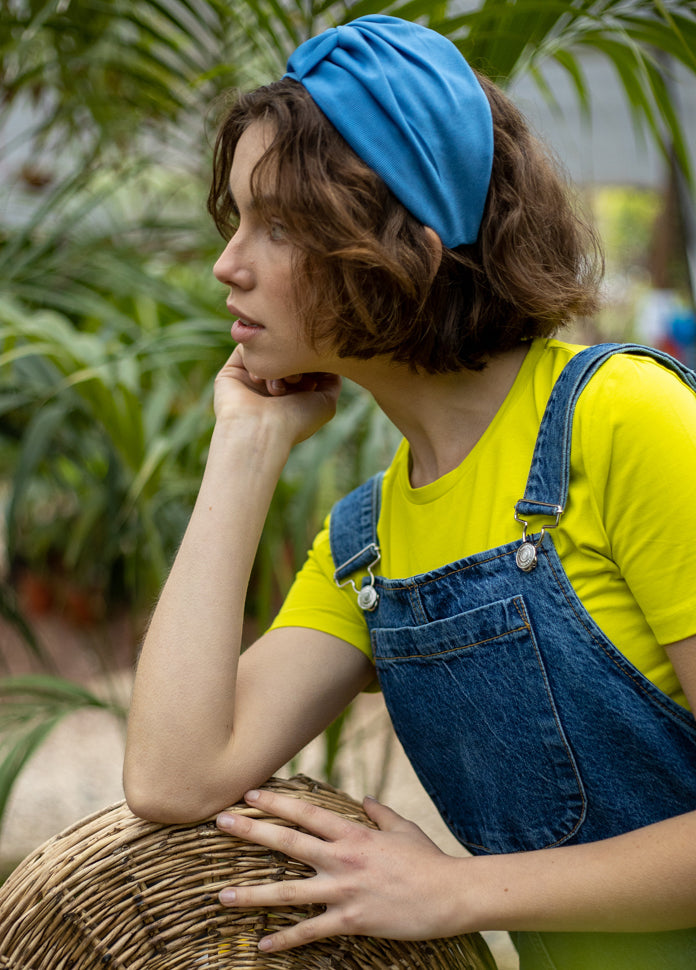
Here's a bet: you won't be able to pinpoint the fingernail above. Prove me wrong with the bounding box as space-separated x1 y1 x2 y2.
270 380 285 393
245 790 260 802
219 888 236 904
258 938 272 951
364 794 377 802
216 812 236 829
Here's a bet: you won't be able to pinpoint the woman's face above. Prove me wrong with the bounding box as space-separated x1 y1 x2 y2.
213 121 334 381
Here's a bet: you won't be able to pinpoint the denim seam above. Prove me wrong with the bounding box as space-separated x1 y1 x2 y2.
512 597 530 629
377 548 516 593
374 624 530 661
515 596 588 847
408 584 428 625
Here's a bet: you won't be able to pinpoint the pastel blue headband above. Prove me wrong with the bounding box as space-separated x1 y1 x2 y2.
285 15 494 248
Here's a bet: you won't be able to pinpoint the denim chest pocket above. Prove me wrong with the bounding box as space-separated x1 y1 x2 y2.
372 595 587 854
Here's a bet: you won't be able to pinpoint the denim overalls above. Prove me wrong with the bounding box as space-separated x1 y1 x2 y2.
329 344 696 970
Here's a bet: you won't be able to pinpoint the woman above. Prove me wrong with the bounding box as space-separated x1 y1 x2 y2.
123 16 696 969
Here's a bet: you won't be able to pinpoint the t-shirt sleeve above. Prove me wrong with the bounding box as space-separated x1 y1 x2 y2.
269 514 374 661
580 353 696 646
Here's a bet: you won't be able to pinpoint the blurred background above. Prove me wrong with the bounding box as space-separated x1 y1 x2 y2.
1 2 695 965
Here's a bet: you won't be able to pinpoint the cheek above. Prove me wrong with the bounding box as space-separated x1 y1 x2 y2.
270 258 298 307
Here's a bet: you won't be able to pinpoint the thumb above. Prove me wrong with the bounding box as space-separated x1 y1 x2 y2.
363 795 412 831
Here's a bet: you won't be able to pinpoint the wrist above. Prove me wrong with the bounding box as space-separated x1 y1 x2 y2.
211 411 293 467
192 414 291 526
448 853 529 935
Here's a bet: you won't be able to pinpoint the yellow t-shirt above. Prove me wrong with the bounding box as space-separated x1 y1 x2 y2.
271 338 696 708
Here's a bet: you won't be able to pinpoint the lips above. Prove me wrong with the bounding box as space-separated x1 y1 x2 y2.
227 302 265 343
230 319 264 346
227 302 263 328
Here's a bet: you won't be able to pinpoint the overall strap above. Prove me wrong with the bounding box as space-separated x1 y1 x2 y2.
330 471 384 582
516 342 696 521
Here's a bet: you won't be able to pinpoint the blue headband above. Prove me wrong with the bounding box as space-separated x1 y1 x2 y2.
285 15 493 248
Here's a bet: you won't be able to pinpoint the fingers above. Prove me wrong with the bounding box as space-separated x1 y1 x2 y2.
246 788 359 839
219 873 336 912
217 789 356 847
216 810 321 866
258 911 344 953
256 911 345 953
217 346 340 403
266 378 291 395
265 373 332 396
218 878 348 954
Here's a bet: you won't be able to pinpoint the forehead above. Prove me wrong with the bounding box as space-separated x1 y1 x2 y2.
228 120 276 200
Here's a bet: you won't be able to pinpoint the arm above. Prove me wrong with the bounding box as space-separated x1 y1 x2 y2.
216 633 696 950
123 349 373 823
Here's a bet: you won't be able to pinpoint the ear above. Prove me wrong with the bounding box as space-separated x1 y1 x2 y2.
423 226 443 279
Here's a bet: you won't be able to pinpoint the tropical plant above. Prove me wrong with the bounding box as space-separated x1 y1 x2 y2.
0 295 226 606
0 579 46 672
0 674 127 836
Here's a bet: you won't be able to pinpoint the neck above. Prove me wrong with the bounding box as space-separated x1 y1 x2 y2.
339 344 529 488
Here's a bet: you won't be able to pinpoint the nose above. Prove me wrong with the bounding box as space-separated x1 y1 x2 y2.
213 235 254 290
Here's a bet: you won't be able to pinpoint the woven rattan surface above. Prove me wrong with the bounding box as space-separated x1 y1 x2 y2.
0 774 496 969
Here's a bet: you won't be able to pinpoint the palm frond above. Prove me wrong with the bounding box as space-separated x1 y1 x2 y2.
436 0 696 178
0 583 51 674
0 674 126 830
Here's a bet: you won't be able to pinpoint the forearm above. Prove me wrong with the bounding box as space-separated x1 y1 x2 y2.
124 416 289 820
463 810 696 935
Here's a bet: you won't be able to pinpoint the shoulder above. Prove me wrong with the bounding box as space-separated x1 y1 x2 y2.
577 350 696 444
530 339 696 414
569 349 696 523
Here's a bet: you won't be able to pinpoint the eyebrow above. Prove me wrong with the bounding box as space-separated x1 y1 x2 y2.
227 184 286 219
227 185 283 225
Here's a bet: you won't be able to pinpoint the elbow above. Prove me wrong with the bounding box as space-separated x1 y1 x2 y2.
122 759 241 825
124 782 216 825
123 767 216 825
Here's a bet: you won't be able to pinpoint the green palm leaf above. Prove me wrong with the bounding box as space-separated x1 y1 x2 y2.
440 0 696 177
0 584 50 673
0 674 126 831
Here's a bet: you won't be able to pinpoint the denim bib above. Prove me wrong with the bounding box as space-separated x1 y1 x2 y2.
329 343 696 969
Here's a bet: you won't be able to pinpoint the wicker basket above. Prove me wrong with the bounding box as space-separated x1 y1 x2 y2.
0 774 497 969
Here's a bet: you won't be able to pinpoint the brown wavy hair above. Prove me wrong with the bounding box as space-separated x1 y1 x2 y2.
208 76 603 373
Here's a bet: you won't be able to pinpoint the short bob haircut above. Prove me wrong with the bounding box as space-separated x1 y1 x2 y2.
208 76 603 373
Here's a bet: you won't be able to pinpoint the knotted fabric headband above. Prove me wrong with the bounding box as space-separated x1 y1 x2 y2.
285 15 494 248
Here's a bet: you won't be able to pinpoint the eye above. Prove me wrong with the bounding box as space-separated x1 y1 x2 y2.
269 220 287 242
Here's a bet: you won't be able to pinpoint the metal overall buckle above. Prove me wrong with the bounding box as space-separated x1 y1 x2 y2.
513 503 563 572
333 543 381 611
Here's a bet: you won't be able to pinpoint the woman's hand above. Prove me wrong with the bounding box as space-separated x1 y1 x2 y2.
214 345 341 446
216 788 467 952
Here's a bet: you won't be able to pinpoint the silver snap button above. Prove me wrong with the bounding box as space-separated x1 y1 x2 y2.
357 585 379 611
515 542 538 572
